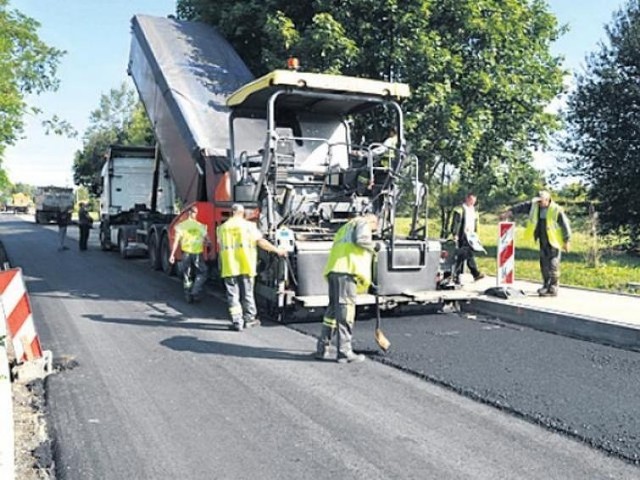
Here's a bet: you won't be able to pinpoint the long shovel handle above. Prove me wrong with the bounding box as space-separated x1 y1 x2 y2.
375 292 382 330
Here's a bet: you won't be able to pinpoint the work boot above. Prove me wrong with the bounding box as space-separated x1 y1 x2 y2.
537 286 549 296
244 318 261 329
314 339 334 360
337 351 365 364
473 272 485 281
541 286 558 297
232 321 244 332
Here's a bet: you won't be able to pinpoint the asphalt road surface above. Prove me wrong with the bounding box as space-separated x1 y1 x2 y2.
1 214 638 479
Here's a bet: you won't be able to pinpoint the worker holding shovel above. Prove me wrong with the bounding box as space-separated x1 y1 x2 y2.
315 212 382 364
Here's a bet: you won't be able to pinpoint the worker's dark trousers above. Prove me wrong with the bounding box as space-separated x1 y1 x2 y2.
78 225 91 250
180 253 208 297
317 273 357 357
539 243 561 289
454 238 480 279
223 275 257 326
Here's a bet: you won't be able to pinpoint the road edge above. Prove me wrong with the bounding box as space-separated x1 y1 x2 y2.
463 297 640 352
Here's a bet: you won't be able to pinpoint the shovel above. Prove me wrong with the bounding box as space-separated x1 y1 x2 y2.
374 290 390 352
372 242 390 352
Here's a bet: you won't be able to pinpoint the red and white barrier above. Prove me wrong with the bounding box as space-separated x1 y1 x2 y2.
0 268 43 363
497 222 515 286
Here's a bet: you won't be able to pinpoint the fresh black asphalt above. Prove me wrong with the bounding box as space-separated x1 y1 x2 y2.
291 309 640 464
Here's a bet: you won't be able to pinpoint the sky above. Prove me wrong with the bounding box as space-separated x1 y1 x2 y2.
3 0 628 187
6 0 177 187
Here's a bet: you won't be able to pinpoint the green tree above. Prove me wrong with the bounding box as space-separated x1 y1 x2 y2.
177 0 563 215
73 83 153 194
0 0 64 189
562 0 640 249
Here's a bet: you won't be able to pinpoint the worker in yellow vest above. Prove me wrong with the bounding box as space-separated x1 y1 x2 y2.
501 190 571 296
316 213 378 363
217 204 287 331
169 204 211 303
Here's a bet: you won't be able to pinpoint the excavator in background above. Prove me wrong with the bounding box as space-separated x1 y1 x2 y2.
121 14 458 321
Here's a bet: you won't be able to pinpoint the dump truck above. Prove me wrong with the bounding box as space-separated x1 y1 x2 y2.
98 145 176 258
6 192 32 214
127 14 455 320
34 186 74 223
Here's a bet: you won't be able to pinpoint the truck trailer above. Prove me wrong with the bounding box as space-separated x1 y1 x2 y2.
99 145 175 258
127 14 453 320
34 186 74 223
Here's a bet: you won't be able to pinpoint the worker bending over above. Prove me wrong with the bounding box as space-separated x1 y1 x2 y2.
316 213 378 363
217 204 287 331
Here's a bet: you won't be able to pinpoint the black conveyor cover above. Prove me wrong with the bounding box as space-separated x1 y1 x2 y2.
129 15 254 204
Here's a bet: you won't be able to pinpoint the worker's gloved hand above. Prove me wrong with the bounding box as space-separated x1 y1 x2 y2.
369 283 380 295
374 242 382 253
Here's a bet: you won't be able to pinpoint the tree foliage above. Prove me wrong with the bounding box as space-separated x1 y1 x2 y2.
0 0 64 190
562 0 640 248
177 0 564 212
72 82 153 195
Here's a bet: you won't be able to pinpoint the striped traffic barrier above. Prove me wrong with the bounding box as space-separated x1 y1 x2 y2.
497 222 515 286
0 268 43 363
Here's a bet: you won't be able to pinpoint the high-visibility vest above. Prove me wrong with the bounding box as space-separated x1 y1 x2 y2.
450 205 478 237
323 218 374 293
217 216 260 278
524 200 565 248
176 218 207 254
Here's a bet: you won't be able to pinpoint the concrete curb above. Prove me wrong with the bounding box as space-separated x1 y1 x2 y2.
463 297 640 352
0 340 15 480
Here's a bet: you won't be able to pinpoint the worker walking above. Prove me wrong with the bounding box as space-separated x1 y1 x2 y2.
450 192 484 283
501 190 571 296
169 204 211 303
316 213 378 363
217 204 286 331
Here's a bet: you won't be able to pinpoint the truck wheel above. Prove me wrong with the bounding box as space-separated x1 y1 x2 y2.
148 232 161 270
118 233 129 259
160 233 175 276
100 229 111 251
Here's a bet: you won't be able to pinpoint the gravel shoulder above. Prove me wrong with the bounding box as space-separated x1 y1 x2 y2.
12 370 54 479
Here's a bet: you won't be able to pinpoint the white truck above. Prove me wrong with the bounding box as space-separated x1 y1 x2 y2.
34 186 74 224
99 145 176 258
